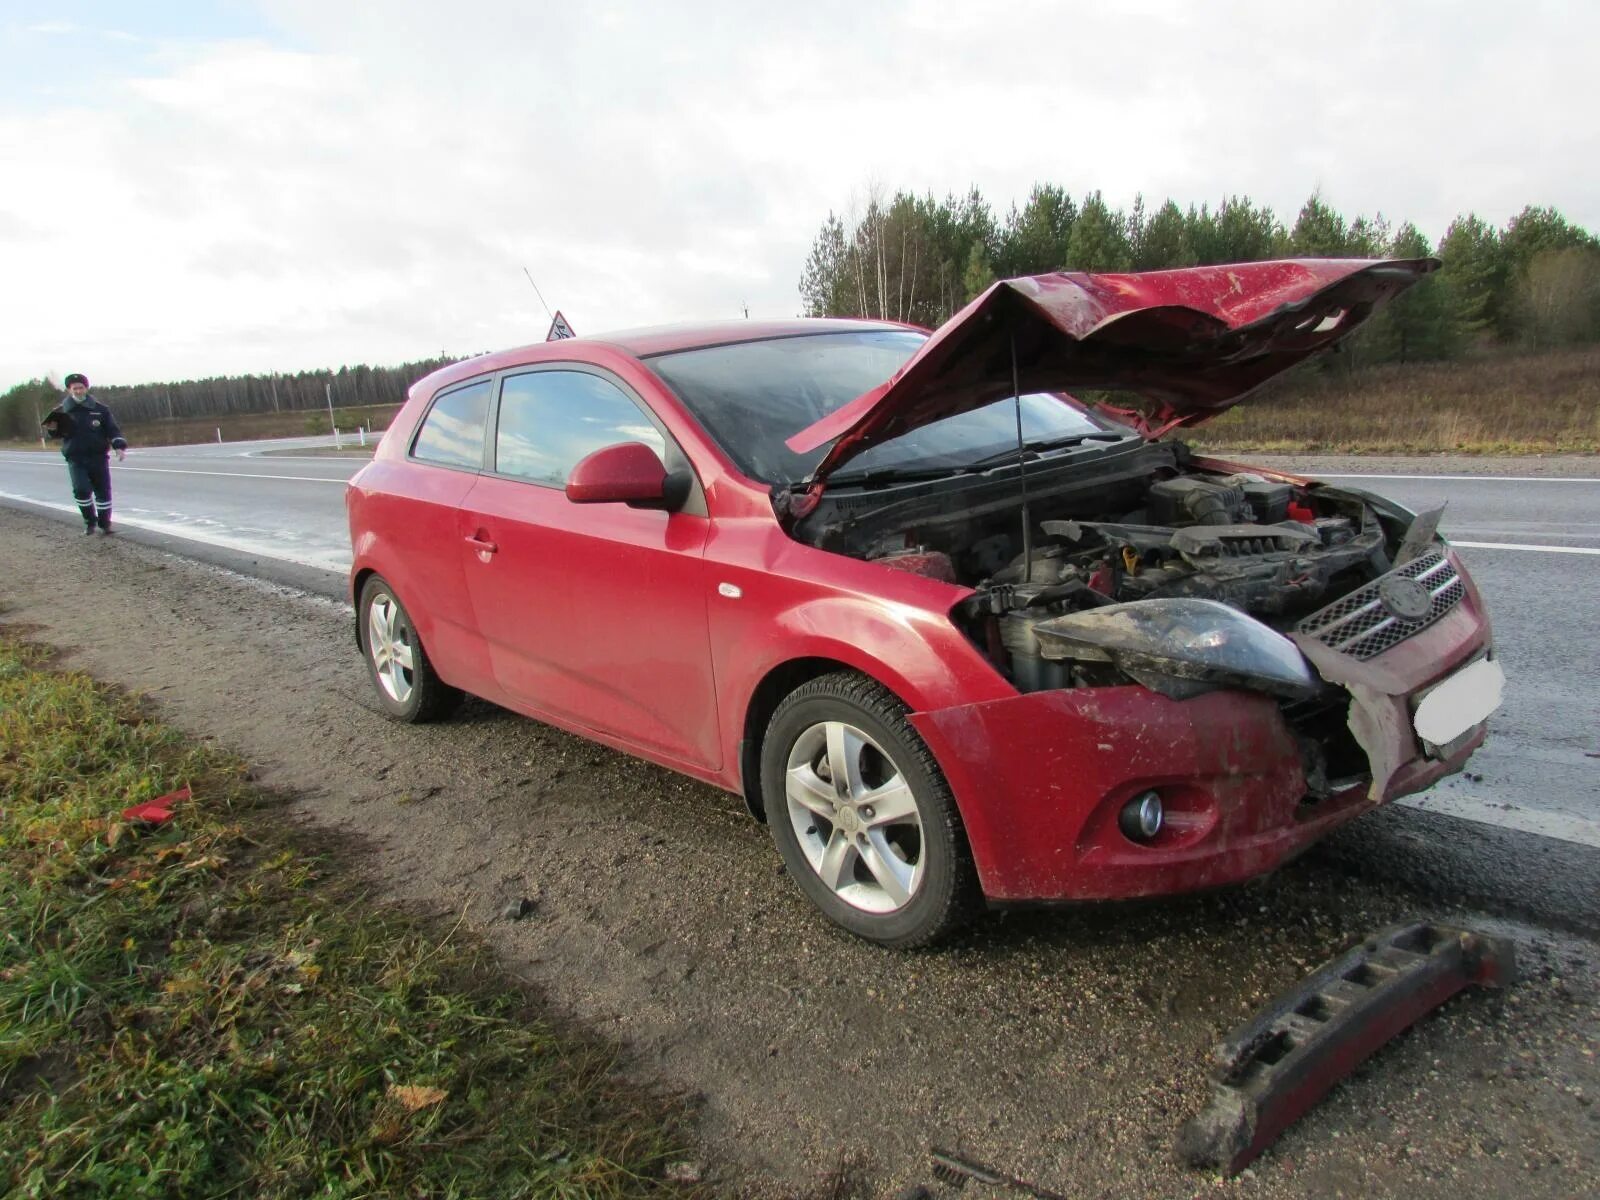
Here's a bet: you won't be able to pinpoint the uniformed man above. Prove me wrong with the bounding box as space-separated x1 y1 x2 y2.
41 372 128 534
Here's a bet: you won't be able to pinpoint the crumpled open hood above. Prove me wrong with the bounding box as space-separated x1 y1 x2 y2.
787 258 1436 484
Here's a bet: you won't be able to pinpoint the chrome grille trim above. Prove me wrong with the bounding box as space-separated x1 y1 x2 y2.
1297 550 1464 661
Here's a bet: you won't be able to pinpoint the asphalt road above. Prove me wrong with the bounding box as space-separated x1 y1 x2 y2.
2 439 1597 926
0 436 355 572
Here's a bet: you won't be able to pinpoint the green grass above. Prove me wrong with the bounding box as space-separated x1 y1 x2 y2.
0 631 703 1199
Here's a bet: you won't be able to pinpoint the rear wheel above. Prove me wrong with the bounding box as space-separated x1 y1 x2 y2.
761 672 979 948
358 575 461 722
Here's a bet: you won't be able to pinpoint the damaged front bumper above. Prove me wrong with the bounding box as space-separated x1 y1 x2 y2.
911 550 1495 903
1291 546 1497 802
914 685 1361 902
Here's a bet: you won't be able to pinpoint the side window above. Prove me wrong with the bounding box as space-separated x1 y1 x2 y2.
494 370 667 487
411 379 492 469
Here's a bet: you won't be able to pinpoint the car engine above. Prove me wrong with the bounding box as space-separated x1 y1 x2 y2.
795 448 1409 699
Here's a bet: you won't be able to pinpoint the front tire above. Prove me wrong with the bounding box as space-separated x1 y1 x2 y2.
761 672 979 948
358 575 461 723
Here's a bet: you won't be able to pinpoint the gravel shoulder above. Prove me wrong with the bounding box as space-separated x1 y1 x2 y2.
2 505 1596 1197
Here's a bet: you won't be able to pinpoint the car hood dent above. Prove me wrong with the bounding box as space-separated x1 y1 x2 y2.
787 258 1436 487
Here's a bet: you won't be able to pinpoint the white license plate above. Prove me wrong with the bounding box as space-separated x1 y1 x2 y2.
1413 657 1505 746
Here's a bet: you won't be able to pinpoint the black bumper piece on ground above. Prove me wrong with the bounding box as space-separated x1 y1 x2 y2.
1177 920 1516 1174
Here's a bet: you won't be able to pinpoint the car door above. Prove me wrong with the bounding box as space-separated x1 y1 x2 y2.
456 364 720 769
388 375 495 686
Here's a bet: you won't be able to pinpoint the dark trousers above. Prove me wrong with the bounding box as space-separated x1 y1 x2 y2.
66 457 113 528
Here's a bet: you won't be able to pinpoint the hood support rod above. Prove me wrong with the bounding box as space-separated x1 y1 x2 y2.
1011 333 1032 583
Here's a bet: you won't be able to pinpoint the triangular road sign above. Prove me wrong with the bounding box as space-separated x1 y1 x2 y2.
546 310 576 340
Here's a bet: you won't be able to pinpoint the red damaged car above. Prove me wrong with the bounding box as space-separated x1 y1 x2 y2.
346 259 1503 947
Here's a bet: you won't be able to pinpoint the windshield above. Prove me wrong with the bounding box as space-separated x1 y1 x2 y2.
647 330 1123 485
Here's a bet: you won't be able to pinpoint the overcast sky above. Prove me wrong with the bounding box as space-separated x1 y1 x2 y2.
2 0 1594 388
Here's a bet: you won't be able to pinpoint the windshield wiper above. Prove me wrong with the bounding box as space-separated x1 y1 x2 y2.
962 432 1125 470
819 432 1127 488
819 464 973 488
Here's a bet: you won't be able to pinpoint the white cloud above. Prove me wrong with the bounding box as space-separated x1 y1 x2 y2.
2 0 1597 386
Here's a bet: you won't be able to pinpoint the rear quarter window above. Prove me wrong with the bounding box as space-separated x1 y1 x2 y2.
411 379 492 469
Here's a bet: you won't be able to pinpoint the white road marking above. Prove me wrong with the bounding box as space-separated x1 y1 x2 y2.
1398 793 1600 849
118 465 347 484
0 453 350 482
240 456 370 465
1310 472 1600 484
1453 540 1600 557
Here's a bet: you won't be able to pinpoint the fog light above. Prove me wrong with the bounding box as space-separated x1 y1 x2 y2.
1119 791 1164 842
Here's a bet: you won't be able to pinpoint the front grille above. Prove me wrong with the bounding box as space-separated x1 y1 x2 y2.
1297 550 1464 661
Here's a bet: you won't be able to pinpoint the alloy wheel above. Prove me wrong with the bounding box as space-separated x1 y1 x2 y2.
367 594 416 705
783 719 925 914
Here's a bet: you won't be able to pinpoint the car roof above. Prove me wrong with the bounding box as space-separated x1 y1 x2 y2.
406 318 921 403
591 318 913 357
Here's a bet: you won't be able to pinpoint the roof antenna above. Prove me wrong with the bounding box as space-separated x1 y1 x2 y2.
1011 332 1033 584
522 266 554 320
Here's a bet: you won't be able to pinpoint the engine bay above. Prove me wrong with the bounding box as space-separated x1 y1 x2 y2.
788 440 1410 701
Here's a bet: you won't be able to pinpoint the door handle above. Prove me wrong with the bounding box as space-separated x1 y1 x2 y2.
464 534 499 554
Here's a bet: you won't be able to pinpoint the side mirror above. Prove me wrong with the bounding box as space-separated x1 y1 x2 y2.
565 441 690 511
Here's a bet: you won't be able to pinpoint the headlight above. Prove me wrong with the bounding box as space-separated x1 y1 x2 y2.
1030 598 1319 700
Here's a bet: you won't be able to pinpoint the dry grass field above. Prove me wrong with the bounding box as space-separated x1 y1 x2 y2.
116 403 405 447
2 404 404 452
1192 346 1600 454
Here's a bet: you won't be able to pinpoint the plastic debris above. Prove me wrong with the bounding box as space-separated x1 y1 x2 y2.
121 785 192 825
